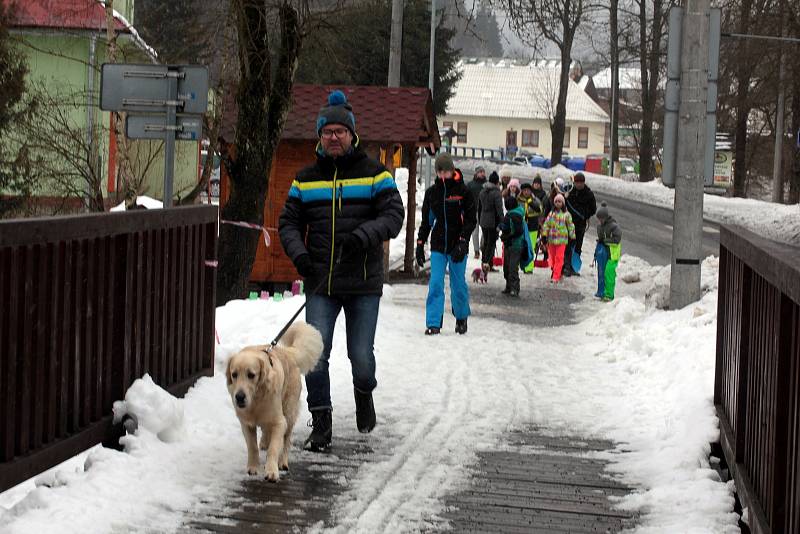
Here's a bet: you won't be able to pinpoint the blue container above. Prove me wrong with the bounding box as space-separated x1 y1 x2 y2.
565 157 586 172
530 155 548 168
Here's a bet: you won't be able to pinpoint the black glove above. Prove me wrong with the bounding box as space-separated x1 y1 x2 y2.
450 239 469 263
338 233 363 259
294 254 314 278
415 241 426 267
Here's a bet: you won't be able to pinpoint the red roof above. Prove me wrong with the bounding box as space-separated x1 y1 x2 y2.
281 85 440 147
5 0 127 32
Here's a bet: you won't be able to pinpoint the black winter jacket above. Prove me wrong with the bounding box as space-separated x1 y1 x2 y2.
278 143 404 296
417 170 477 254
467 176 486 216
478 182 504 229
565 185 597 226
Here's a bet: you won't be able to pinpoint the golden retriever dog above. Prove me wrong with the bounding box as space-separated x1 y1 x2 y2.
226 322 323 482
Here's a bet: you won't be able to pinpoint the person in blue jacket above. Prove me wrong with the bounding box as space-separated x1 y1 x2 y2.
416 153 477 335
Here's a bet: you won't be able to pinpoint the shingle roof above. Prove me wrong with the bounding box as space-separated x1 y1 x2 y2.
5 0 157 61
281 85 440 147
445 60 609 123
5 0 127 32
593 67 646 91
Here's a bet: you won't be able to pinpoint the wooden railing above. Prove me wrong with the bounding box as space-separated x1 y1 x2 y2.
0 206 218 493
715 225 800 534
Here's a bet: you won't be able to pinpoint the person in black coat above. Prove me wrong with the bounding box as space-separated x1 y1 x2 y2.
279 90 405 452
416 153 477 336
563 172 597 275
478 172 504 270
467 166 486 259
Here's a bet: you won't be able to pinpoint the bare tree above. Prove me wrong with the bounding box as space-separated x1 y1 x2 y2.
215 0 304 305
501 0 596 165
12 83 164 212
635 0 670 182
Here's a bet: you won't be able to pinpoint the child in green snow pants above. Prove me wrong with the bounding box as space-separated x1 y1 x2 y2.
523 229 538 273
595 203 622 300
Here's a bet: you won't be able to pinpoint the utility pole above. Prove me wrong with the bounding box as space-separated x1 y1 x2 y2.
609 0 619 177
388 0 403 87
428 0 436 94
669 0 711 309
771 0 786 203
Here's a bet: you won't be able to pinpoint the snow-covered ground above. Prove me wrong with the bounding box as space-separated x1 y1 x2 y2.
0 250 740 533
453 159 800 246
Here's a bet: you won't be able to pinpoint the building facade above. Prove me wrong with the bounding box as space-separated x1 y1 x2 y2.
440 59 609 158
4 0 199 212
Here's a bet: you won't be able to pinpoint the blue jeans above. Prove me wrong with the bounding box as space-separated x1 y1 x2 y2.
305 294 380 411
594 241 608 297
426 251 470 328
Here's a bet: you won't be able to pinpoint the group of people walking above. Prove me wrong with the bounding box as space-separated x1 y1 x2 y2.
277 89 621 451
415 154 623 335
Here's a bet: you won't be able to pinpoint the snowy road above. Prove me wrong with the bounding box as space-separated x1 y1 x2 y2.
597 193 720 266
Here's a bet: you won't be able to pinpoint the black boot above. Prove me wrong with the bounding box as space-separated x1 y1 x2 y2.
425 327 440 335
354 389 376 433
304 409 332 452
455 318 468 334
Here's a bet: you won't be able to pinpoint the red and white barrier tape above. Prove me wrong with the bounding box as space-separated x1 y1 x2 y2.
219 219 275 248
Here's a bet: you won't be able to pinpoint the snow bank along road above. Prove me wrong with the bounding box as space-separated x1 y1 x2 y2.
0 253 739 533
599 193 719 266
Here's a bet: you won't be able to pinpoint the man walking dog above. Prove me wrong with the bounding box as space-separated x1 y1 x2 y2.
279 90 404 452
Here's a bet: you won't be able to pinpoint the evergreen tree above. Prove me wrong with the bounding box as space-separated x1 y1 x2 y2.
136 0 204 63
0 3 38 217
296 0 461 115
448 0 503 58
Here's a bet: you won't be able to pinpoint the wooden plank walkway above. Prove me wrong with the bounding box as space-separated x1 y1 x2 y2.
182 428 637 533
183 437 384 533
431 428 638 533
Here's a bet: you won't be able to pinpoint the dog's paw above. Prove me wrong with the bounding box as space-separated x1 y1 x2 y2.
279 462 289 472
247 465 259 476
265 466 280 483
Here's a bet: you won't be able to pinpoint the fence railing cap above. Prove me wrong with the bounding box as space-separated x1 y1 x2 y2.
721 224 800 305
0 205 219 247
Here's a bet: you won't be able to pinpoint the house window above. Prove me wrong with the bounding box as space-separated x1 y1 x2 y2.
457 122 468 144
578 127 589 149
522 129 539 147
563 126 571 148
443 121 453 129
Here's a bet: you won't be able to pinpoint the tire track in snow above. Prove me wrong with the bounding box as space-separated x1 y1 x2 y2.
330 359 458 533
378 342 477 532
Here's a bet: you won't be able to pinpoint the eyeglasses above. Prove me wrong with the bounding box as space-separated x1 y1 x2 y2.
320 127 349 139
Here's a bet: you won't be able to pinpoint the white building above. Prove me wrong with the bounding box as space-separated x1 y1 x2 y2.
440 59 610 157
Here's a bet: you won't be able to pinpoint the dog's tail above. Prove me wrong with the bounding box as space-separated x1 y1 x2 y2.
279 322 324 375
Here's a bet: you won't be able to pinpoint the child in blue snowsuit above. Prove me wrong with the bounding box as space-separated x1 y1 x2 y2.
416 153 477 335
593 202 622 301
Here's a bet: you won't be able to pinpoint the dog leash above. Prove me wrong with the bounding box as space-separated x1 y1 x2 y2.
263 247 346 355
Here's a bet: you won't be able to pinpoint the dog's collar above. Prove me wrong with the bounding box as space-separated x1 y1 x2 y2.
261 347 275 367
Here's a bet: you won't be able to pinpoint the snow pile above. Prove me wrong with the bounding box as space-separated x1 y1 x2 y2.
109 195 164 212
112 374 185 443
0 372 244 534
389 167 425 267
643 256 719 309
576 289 738 531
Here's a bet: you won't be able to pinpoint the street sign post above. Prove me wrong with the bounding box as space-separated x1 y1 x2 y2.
125 114 203 141
100 63 209 207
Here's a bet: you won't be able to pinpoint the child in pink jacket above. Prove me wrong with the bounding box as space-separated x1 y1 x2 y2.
541 193 576 283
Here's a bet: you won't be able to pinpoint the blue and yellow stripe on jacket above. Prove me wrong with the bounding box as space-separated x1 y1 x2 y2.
288 171 396 204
